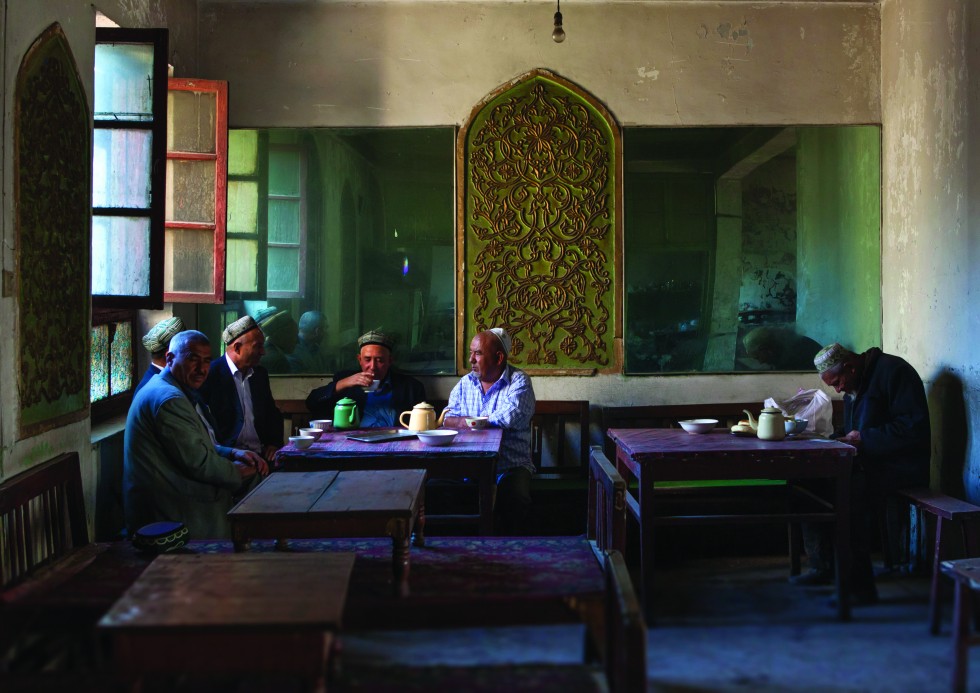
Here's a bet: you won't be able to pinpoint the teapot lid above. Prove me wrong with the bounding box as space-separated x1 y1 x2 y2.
761 406 784 414
413 401 434 410
336 397 357 406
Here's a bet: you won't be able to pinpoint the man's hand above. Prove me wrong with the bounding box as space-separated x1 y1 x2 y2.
233 449 269 478
338 372 374 392
840 430 862 448
261 444 279 465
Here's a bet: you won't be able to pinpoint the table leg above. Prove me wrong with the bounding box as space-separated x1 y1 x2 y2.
834 467 852 622
392 533 411 598
232 526 251 553
952 580 970 693
478 471 495 536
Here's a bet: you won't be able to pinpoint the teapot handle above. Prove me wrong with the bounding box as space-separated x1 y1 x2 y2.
352 404 360 427
436 407 449 426
399 410 411 429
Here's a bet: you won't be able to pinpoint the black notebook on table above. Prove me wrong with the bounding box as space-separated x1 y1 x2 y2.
345 429 417 443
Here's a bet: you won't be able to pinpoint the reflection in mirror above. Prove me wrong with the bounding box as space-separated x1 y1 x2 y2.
623 126 881 374
197 127 457 376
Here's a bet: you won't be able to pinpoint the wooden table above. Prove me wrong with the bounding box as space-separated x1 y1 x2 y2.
941 557 980 692
98 552 355 692
607 428 855 622
228 469 425 596
275 426 503 535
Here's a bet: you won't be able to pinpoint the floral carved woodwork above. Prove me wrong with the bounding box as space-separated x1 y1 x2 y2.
460 71 620 373
15 24 91 437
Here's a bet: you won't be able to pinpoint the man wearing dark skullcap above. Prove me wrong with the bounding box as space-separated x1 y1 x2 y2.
199 315 283 465
306 329 425 426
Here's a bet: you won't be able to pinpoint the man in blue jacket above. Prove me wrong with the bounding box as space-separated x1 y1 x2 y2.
792 343 931 604
200 315 284 466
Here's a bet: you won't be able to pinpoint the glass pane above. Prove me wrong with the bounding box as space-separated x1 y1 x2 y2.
92 129 152 208
268 247 299 293
227 180 259 234
167 90 216 153
94 43 155 121
91 325 109 402
622 125 882 373
110 321 133 395
228 130 258 176
269 149 300 196
166 159 215 223
268 199 300 244
92 216 151 296
198 127 457 376
165 227 215 294
227 238 259 292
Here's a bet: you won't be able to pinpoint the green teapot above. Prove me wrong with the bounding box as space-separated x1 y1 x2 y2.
333 397 360 429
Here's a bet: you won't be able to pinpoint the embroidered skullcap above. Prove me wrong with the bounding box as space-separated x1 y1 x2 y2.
252 306 278 325
489 328 512 356
358 330 394 351
142 316 184 353
814 343 847 374
222 315 260 346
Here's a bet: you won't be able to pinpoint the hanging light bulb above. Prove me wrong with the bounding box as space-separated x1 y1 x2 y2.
552 0 565 43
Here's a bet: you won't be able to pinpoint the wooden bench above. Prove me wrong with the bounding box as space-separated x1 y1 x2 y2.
939 557 980 692
898 488 980 635
588 446 626 556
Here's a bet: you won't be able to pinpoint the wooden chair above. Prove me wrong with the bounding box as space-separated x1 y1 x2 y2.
588 446 626 555
531 400 590 479
604 550 647 693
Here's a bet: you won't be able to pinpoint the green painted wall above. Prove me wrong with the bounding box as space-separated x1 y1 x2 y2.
796 127 882 353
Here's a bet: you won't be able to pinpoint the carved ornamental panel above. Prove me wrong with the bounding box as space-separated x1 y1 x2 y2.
459 71 620 373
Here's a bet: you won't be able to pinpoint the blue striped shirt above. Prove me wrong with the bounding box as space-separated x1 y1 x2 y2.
446 365 536 474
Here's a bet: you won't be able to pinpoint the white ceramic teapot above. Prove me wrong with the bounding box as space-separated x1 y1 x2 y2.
744 407 787 441
399 402 449 432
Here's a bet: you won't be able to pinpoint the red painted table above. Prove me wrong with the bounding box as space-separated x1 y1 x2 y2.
275 426 503 535
606 428 855 622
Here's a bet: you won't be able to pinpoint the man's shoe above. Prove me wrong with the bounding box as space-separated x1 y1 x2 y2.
788 569 833 586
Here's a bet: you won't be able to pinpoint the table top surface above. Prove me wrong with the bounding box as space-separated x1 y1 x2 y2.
98 552 355 629
277 427 503 459
229 469 426 518
608 427 856 459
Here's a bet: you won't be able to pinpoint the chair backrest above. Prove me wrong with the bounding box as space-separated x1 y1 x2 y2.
0 452 88 589
588 446 626 553
604 550 647 693
531 400 590 478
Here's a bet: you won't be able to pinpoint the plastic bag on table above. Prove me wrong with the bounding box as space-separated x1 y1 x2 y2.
764 388 834 437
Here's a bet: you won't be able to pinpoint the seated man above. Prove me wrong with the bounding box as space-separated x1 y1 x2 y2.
442 328 536 534
124 330 268 539
258 309 299 374
792 342 931 604
306 330 425 427
200 316 284 465
288 310 332 374
134 315 183 395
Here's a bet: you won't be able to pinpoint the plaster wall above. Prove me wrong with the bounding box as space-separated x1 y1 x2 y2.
881 0 979 498
0 0 196 499
199 1 881 128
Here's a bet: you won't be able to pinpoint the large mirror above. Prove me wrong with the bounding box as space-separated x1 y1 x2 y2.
623 126 882 374
197 127 457 376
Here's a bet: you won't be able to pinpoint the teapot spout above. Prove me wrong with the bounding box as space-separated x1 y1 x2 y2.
743 409 758 431
437 407 449 427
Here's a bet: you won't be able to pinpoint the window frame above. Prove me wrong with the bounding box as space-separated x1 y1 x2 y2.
91 27 168 311
225 130 269 299
90 308 137 423
266 143 308 300
164 77 229 304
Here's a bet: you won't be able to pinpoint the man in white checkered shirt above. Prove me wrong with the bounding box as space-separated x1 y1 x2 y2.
444 328 536 534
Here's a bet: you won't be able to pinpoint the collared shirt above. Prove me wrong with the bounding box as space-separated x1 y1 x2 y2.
225 352 262 453
446 364 536 474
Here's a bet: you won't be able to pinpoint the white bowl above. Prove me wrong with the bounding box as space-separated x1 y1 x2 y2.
785 418 808 435
289 435 316 450
310 419 333 431
464 416 490 430
299 427 323 441
678 419 718 434
415 429 459 447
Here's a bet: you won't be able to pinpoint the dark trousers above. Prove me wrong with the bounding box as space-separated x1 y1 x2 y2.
494 466 532 536
801 459 927 593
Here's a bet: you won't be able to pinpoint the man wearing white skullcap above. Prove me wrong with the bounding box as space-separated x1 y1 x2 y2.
135 316 184 395
789 342 930 607
442 327 536 534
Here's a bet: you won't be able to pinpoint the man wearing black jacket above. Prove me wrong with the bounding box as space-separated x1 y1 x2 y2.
792 343 931 604
306 330 425 427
